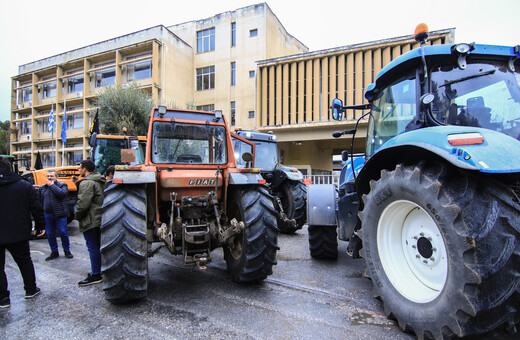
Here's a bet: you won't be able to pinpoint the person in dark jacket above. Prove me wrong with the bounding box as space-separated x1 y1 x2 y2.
38 169 73 261
72 160 106 286
0 157 45 308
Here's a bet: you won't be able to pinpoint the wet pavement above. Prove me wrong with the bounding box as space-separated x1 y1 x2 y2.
1 222 508 339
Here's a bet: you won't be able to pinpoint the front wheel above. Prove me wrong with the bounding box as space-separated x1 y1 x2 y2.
224 185 279 283
359 163 520 339
100 183 148 303
278 180 307 234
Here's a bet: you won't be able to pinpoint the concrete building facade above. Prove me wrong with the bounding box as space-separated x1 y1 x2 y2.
10 3 307 169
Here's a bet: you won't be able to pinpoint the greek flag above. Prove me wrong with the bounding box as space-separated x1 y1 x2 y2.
61 108 67 143
48 105 55 134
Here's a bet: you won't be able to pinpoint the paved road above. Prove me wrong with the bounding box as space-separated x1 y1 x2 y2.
0 223 512 339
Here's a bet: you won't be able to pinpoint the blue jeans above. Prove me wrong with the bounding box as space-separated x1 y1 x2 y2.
83 228 101 276
44 213 70 253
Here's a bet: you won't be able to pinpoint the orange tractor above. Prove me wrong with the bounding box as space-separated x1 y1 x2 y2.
101 106 279 303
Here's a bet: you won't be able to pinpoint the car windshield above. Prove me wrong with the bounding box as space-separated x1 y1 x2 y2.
151 122 227 164
431 61 520 140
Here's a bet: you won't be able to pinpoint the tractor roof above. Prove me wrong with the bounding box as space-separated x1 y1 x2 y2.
152 107 224 124
365 43 520 101
234 130 278 143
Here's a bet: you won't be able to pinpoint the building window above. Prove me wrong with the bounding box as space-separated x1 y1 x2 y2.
21 121 31 135
19 86 32 103
67 113 83 130
42 153 55 167
42 81 57 98
249 70 255 78
37 118 49 134
67 151 83 166
68 75 84 93
196 104 215 112
196 66 215 91
231 102 236 126
127 60 152 81
197 28 215 53
231 22 236 47
249 29 258 37
95 68 116 87
231 62 236 86
248 111 255 119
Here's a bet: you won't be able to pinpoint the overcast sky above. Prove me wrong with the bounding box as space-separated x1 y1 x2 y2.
1 0 519 122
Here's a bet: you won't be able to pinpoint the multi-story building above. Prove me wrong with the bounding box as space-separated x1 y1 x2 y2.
10 3 307 169
10 2 454 176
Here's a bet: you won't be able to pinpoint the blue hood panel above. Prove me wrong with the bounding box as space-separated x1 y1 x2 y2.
378 126 520 173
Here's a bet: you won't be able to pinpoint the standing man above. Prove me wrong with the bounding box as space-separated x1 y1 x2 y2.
39 169 73 261
0 157 45 308
73 160 106 286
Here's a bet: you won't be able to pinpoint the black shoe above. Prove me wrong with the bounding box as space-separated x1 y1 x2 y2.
25 287 41 299
64 251 73 259
78 274 102 286
45 252 59 261
0 297 10 308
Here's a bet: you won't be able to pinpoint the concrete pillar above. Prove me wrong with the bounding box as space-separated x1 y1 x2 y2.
320 57 329 122
290 62 297 124
275 64 282 125
282 63 289 125
305 60 312 123
268 66 275 126
328 55 336 121
297 61 305 124
261 67 268 127
337 54 345 104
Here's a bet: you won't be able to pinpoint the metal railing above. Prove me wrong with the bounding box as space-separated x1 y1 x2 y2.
303 175 339 185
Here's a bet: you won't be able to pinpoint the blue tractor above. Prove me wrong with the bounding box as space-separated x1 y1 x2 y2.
307 25 520 339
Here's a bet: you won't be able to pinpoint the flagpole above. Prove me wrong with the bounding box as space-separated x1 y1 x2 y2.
62 100 66 165
51 103 54 167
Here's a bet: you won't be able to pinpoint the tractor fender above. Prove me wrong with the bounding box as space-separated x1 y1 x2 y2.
356 128 520 196
229 172 264 185
114 170 156 184
306 184 336 227
270 166 304 187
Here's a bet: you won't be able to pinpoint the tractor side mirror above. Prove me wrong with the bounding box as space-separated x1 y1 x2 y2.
242 151 253 168
341 150 349 162
331 98 344 121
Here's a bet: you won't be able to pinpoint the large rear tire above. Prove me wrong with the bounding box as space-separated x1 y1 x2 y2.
224 185 279 283
278 180 307 234
359 163 520 339
100 183 148 303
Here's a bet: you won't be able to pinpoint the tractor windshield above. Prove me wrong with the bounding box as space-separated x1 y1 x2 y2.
430 61 520 140
367 71 417 157
94 138 145 175
251 141 278 171
151 122 227 165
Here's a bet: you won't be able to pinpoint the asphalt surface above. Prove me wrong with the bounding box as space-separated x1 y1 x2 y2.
1 222 514 339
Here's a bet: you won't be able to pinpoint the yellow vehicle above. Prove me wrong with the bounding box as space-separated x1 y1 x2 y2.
30 134 146 222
